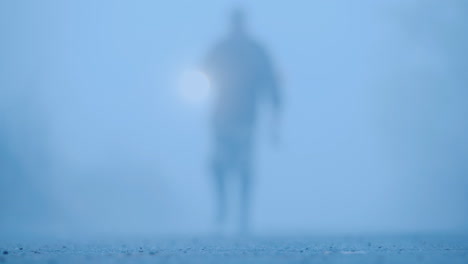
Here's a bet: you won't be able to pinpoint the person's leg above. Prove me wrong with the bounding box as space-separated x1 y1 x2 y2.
239 161 252 233
232 124 254 233
238 131 254 233
212 159 227 226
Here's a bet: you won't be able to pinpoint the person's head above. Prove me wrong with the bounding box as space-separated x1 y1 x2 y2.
230 8 247 35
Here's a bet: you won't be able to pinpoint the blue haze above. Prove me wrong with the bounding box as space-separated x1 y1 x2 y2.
0 0 467 236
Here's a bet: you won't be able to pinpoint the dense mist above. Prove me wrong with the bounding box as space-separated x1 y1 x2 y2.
1 0 467 237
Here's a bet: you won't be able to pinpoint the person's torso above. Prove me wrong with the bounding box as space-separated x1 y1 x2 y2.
208 36 266 126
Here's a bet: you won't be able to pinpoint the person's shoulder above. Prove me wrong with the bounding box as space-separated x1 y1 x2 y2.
241 34 265 51
247 38 270 59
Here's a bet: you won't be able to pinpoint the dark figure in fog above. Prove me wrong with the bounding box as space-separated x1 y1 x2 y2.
204 9 281 232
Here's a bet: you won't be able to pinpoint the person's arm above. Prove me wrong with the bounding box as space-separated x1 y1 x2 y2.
268 70 281 147
259 48 282 146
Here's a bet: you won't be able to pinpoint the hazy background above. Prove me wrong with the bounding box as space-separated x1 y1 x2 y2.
1 0 467 237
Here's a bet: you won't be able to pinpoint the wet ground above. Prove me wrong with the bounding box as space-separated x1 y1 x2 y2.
1 234 467 263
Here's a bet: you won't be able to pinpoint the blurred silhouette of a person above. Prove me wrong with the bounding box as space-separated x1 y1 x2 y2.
203 8 281 233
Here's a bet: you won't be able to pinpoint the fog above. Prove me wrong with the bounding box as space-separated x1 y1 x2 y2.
1 0 467 237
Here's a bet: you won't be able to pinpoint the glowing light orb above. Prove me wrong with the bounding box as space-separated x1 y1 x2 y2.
178 70 211 105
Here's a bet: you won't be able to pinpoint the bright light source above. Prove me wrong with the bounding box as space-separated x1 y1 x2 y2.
178 70 211 105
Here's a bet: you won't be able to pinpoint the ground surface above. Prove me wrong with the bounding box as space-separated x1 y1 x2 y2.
1 234 467 263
